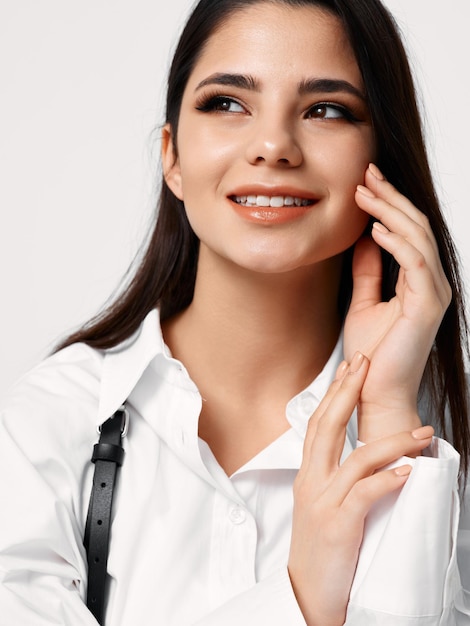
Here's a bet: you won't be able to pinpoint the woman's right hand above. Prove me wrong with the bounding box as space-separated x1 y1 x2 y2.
287 352 434 626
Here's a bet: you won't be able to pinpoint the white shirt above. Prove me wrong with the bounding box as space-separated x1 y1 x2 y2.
0 309 469 625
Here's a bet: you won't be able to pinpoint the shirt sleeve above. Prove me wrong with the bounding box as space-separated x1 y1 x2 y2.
345 436 470 625
193 568 306 625
0 400 305 626
195 438 469 626
0 409 99 626
2 383 469 626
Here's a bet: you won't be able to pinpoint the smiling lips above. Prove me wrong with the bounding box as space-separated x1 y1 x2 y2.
229 193 317 224
231 194 314 208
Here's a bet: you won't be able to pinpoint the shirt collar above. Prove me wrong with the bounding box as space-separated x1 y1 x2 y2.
286 333 344 438
97 309 208 482
97 309 166 425
96 310 355 471
97 309 344 424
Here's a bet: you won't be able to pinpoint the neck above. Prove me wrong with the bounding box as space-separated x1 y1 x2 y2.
161 249 344 475
162 249 343 400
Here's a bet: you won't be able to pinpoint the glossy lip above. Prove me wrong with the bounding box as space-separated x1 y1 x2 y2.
227 185 319 225
231 202 316 225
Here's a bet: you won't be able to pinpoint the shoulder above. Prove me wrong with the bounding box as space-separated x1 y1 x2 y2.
0 342 105 459
3 341 104 410
0 309 164 459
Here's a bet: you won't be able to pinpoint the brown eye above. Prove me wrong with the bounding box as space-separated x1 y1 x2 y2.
310 105 328 118
307 103 344 119
196 95 246 113
213 97 243 112
305 102 361 123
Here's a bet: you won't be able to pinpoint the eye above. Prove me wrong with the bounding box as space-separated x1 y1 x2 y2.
196 95 246 114
306 103 357 122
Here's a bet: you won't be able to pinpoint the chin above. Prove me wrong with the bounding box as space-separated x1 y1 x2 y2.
230 250 318 275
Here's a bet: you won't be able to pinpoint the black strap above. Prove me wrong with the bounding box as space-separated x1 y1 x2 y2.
84 406 128 625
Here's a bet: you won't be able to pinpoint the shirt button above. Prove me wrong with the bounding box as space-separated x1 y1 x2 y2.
229 505 246 525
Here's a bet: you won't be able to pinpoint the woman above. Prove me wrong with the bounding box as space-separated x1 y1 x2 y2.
0 0 469 624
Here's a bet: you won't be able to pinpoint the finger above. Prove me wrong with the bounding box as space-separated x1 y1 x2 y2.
355 190 450 311
365 164 437 253
301 359 349 466
339 464 413 525
370 222 449 322
303 353 369 484
356 183 436 260
349 236 382 313
322 425 434 507
357 167 451 306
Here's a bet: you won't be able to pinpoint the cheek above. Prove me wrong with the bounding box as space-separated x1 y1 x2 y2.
176 159 220 236
307 126 374 178
177 142 231 202
178 115 240 169
322 138 373 243
336 134 374 178
325 134 375 208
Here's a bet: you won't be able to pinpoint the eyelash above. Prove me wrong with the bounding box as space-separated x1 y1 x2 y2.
195 94 245 113
195 93 360 123
306 102 360 122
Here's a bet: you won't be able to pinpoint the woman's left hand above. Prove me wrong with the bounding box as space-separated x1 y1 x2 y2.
343 163 452 442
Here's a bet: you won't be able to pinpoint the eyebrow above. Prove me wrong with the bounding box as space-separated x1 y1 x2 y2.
195 72 365 101
299 77 365 101
196 73 259 91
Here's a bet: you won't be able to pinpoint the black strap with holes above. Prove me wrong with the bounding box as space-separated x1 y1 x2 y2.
84 407 127 625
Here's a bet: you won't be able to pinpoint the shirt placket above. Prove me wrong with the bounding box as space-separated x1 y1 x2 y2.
208 488 258 608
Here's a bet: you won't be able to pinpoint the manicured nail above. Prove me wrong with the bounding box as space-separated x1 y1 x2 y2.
335 360 349 380
411 425 434 440
356 184 375 198
395 464 412 477
369 163 385 180
372 221 389 234
349 351 364 373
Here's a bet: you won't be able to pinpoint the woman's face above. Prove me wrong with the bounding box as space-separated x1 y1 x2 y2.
163 2 376 275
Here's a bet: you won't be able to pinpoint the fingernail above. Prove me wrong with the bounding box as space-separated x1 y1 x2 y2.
356 184 375 198
411 425 434 440
349 351 364 373
369 163 385 180
372 221 389 234
335 360 349 380
395 464 412 477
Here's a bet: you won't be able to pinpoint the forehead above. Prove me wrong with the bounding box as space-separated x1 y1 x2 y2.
188 3 362 90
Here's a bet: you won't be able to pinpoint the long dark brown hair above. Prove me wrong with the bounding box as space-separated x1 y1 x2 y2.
57 0 470 479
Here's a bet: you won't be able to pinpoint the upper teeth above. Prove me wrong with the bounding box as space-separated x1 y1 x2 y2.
233 195 312 207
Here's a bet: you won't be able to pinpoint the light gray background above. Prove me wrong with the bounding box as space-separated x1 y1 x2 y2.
1 0 468 401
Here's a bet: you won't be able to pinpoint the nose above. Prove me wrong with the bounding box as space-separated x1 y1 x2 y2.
245 116 303 167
